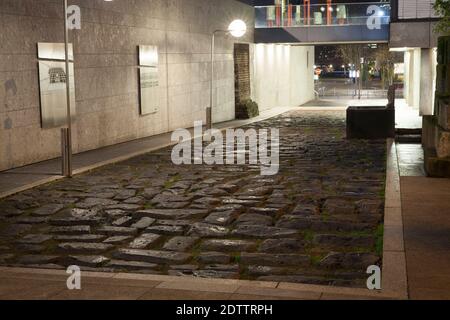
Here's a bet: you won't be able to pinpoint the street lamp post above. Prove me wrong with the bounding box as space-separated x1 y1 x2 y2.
63 0 73 177
207 20 247 130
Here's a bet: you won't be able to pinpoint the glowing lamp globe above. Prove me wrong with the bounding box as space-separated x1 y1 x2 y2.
228 20 247 38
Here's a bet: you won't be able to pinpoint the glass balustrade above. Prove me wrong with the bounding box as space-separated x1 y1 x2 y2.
255 2 391 28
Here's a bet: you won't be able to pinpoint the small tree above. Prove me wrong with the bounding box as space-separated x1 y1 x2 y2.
433 0 450 35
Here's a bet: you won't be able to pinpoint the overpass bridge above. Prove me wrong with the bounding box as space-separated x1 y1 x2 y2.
254 2 391 45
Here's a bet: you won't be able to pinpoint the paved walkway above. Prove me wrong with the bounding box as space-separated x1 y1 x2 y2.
0 266 391 300
0 109 386 290
401 177 450 299
0 107 293 199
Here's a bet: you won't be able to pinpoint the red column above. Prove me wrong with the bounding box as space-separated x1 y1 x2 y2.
327 0 332 25
304 0 310 26
276 4 281 27
288 4 292 26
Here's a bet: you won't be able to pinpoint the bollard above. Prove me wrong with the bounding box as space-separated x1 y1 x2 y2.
61 128 72 177
206 107 212 130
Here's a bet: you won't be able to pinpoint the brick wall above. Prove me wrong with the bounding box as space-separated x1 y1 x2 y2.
234 43 251 105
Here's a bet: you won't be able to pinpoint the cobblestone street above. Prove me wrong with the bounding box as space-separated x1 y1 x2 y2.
0 110 386 288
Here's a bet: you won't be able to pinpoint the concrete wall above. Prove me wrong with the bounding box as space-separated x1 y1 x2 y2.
404 48 438 114
404 48 421 110
250 44 314 111
0 0 254 172
390 21 440 49
420 48 438 116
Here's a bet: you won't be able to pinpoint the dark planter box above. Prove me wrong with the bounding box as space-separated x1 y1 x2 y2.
346 106 395 139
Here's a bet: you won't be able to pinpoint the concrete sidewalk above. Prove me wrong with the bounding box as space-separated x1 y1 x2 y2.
401 177 450 299
0 266 392 300
0 107 294 199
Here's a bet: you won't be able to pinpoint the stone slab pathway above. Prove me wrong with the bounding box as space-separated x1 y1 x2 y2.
0 110 386 288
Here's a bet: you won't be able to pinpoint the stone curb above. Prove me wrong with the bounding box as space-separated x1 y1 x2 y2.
380 139 409 299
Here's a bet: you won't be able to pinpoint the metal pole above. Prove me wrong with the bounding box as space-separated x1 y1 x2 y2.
63 0 73 177
207 32 216 130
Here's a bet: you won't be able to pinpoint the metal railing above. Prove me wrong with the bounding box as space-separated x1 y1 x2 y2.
255 2 391 28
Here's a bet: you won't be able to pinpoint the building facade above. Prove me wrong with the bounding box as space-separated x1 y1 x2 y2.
0 0 315 172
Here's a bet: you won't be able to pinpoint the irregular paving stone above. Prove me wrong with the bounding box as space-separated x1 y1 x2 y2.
76 198 119 209
322 199 355 215
106 259 158 270
114 189 136 200
247 265 290 276
0 205 23 217
319 252 380 269
310 220 372 232
97 226 138 236
240 253 310 267
66 255 110 267
204 210 238 226
214 204 244 212
355 199 384 215
204 264 239 272
196 252 231 264
170 264 199 273
129 233 161 249
1 224 33 236
235 214 273 226
145 225 184 236
14 216 49 224
103 236 133 244
156 201 189 209
151 194 193 204
200 239 257 252
155 219 191 227
50 226 91 235
241 186 273 196
259 239 305 253
49 208 103 226
193 197 221 206
142 188 160 199
16 255 58 265
105 204 142 211
221 198 260 206
32 204 64 216
0 254 14 263
163 236 199 252
231 225 298 238
113 249 190 264
313 234 375 248
58 242 114 254
124 197 145 205
131 217 155 229
136 209 207 220
193 270 238 279
16 234 53 244
112 216 133 227
105 209 127 217
188 223 229 237
15 244 45 253
54 234 105 242
248 207 280 217
84 192 116 199
291 204 319 216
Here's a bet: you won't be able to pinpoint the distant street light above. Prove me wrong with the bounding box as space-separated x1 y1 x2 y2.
207 20 247 130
